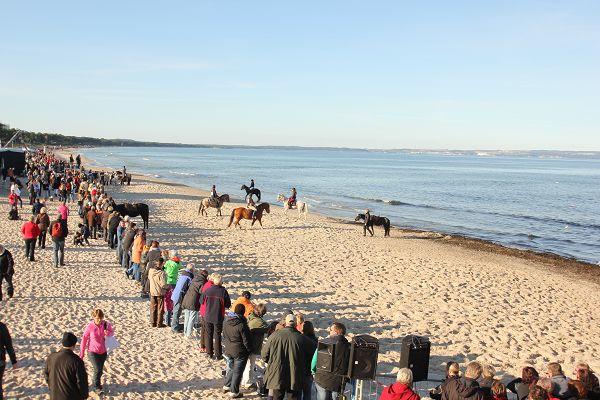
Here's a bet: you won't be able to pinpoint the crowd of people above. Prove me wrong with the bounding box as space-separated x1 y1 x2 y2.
1 149 599 400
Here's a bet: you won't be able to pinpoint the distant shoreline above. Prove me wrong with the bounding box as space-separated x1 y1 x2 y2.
58 147 600 284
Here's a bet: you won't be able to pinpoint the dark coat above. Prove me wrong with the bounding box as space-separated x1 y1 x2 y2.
223 314 252 358
0 250 14 276
442 377 485 400
201 284 231 324
44 348 89 400
107 213 120 233
122 228 136 252
314 335 350 392
181 275 207 311
261 326 307 391
0 322 17 367
299 334 318 377
247 312 268 356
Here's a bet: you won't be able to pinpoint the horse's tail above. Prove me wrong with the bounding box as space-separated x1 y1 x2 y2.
228 209 235 227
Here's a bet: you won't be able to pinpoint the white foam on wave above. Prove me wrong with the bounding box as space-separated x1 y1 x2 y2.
168 170 196 176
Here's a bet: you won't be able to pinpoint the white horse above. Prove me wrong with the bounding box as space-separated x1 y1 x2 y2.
276 194 309 219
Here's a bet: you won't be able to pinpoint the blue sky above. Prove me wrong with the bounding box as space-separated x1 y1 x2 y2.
1 1 599 150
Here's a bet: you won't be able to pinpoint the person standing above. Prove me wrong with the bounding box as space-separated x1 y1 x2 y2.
45 332 89 400
170 264 193 333
127 229 146 281
300 321 318 400
312 322 351 400
49 214 69 267
148 257 167 328
223 304 253 399
261 314 307 400
121 221 136 270
57 201 69 221
441 362 484 400
35 207 50 249
0 320 18 399
242 303 269 390
79 309 114 394
106 208 120 250
181 269 209 338
0 246 15 302
20 216 41 261
201 273 231 360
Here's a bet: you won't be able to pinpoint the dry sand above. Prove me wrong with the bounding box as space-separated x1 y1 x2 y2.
0 168 599 399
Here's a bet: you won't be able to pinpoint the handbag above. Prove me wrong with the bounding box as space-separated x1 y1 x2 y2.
104 321 120 354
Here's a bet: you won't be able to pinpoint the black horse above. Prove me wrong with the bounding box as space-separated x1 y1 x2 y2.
113 202 150 229
241 184 261 202
355 213 391 237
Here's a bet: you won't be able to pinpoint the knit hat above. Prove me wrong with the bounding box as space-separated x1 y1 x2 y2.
61 332 78 347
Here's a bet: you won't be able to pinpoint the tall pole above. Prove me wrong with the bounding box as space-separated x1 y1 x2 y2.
2 130 22 148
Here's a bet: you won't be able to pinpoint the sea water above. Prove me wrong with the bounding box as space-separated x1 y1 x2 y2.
79 147 600 264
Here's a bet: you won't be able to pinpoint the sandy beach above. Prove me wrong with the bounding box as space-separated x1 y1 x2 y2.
1 159 599 399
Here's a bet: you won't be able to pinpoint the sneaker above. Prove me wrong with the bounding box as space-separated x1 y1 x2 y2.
222 386 230 393
229 393 243 399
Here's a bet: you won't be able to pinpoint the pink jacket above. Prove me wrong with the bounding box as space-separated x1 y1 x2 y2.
57 204 69 220
80 320 114 358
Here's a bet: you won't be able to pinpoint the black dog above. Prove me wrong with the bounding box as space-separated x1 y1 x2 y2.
355 213 391 237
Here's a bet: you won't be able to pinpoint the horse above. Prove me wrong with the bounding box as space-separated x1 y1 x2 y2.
113 202 150 229
228 202 270 228
198 194 230 216
241 184 261 202
276 194 309 219
355 213 390 237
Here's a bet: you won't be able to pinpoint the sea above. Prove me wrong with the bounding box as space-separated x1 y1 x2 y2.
79 147 600 265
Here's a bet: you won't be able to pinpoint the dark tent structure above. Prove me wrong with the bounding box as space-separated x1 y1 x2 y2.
0 149 26 175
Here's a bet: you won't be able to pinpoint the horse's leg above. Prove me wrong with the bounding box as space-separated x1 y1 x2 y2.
363 225 367 236
369 225 374 236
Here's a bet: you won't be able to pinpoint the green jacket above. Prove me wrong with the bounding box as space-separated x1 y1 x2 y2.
261 327 307 390
247 312 268 355
163 260 181 285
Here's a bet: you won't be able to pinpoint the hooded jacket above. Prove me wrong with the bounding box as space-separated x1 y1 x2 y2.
182 274 208 311
148 266 167 297
171 269 193 304
0 249 14 276
247 312 269 356
379 383 421 400
163 259 181 286
223 313 252 358
230 296 255 317
442 377 484 400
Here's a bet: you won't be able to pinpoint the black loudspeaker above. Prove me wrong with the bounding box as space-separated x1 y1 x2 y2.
347 335 379 380
399 335 430 382
316 337 337 372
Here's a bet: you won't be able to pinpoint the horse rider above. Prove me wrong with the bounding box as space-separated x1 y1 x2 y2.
249 179 255 189
246 196 257 219
210 185 219 206
288 187 297 208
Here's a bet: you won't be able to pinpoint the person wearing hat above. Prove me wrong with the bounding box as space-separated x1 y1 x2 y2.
231 291 255 318
35 207 50 249
261 313 309 400
44 332 89 400
170 263 194 333
0 245 15 301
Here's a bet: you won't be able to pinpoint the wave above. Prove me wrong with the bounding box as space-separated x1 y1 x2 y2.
341 195 600 231
142 157 150 161
168 170 196 176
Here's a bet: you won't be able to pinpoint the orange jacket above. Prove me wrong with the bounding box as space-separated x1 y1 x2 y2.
230 296 254 317
131 235 145 264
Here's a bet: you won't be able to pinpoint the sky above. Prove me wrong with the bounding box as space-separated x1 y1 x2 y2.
1 1 599 150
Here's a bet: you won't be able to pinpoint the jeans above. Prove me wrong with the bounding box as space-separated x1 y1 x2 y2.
53 239 65 266
171 301 182 332
127 263 140 280
315 383 339 400
121 250 130 269
89 351 108 390
37 230 47 248
164 310 172 326
205 321 223 358
108 232 117 249
0 274 13 301
24 238 36 260
183 309 198 338
242 354 262 386
116 239 123 263
225 355 248 395
301 374 314 400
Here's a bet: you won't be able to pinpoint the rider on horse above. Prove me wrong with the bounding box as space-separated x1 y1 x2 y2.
288 187 297 208
250 179 255 189
210 185 219 206
246 196 257 219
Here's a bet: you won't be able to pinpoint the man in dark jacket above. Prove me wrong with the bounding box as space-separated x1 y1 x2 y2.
313 322 350 400
261 314 307 400
0 246 15 301
181 269 208 338
120 222 136 269
106 209 120 249
223 304 252 398
0 321 18 399
44 332 89 400
442 361 484 400
201 273 231 360
49 215 69 267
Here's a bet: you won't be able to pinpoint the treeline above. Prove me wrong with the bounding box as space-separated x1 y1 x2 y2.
0 122 191 148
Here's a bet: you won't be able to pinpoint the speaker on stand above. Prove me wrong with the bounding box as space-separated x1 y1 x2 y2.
399 335 430 382
347 334 379 380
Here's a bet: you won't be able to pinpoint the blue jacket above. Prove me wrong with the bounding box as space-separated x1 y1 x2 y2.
171 270 193 303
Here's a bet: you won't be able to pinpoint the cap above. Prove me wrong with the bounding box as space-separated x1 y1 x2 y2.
61 332 78 347
285 314 295 325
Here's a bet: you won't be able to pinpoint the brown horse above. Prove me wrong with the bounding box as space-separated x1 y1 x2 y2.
228 202 270 228
198 194 230 216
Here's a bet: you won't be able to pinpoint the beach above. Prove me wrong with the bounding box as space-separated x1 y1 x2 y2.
1 157 599 399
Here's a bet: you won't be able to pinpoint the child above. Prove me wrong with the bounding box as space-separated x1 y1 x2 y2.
163 286 174 327
78 223 90 245
73 231 85 246
491 380 508 400
8 205 19 220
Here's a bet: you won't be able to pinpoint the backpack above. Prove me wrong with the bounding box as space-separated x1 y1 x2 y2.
51 222 63 238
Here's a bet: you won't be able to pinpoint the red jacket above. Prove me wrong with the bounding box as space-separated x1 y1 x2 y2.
379 383 421 400
21 221 41 239
199 280 214 317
